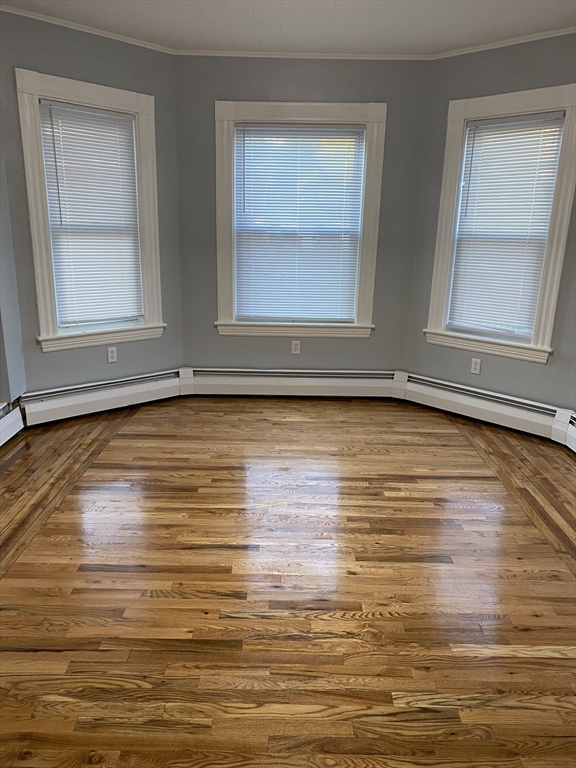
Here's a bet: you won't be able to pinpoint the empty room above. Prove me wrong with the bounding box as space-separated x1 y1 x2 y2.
0 1 575 766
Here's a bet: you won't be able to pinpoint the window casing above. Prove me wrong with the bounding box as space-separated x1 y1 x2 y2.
425 85 576 363
17 69 164 352
215 101 387 337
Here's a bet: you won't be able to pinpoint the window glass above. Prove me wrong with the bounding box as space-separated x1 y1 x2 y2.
40 102 144 329
447 113 564 341
234 125 366 323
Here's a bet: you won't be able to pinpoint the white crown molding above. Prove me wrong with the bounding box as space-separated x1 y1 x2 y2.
1 6 574 62
0 6 173 54
174 50 426 61
425 26 576 61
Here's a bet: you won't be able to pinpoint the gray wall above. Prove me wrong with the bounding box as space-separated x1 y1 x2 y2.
0 146 26 403
0 11 574 408
0 12 183 392
176 56 430 371
405 35 576 409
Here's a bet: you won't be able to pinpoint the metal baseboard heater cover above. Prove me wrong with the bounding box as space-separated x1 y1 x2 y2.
402 372 565 442
0 407 25 446
191 368 400 398
192 368 396 378
405 373 557 416
21 370 181 426
15 367 575 452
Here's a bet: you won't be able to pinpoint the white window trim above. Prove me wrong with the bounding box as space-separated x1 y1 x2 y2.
425 84 576 364
214 101 387 338
16 69 165 352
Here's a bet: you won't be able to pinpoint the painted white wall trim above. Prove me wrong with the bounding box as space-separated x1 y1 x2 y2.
16 68 164 352
215 322 374 338
551 408 574 445
0 407 24 446
39 324 166 352
23 377 180 425
193 371 402 398
402 377 554 439
566 421 576 453
13 367 575 454
192 369 575 450
425 84 576 363
423 330 552 363
1 7 574 62
179 367 195 396
215 100 386 336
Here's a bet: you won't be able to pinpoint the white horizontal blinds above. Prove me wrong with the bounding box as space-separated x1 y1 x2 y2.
40 102 144 328
234 125 366 322
448 112 564 342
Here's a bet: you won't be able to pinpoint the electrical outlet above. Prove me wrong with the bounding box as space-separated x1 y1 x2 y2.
107 346 117 363
471 358 481 375
291 340 301 355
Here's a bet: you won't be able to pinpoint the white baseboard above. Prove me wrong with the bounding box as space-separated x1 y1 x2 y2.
179 367 195 396
190 368 574 452
192 369 401 398
23 375 180 426
14 367 575 454
0 407 24 446
402 378 556 440
567 421 576 453
551 408 574 445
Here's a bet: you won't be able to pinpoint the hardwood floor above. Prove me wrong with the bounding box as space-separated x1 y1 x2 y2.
0 409 133 579
452 416 576 575
1 396 574 767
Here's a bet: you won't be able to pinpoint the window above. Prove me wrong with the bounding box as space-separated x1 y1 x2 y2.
426 85 575 363
17 69 164 351
235 125 365 324
215 101 387 337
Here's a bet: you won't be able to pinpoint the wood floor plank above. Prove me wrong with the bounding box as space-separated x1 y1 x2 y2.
0 396 574 764
0 408 136 577
0 749 121 768
451 416 576 572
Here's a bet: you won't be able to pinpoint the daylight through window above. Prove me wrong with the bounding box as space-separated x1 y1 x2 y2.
234 124 366 323
40 102 145 330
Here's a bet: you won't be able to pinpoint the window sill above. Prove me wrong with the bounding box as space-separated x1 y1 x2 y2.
216 322 374 338
38 323 166 352
423 329 551 363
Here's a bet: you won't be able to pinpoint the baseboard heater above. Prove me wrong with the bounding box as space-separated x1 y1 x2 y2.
190 368 574 449
567 414 576 452
191 368 401 398
401 372 571 443
0 406 25 447
20 369 183 426
15 367 575 452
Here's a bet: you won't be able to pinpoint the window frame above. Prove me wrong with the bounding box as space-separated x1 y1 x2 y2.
425 84 576 364
214 101 387 337
16 68 165 352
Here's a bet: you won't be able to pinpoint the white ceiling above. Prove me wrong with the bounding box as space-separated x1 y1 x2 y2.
1 0 575 58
